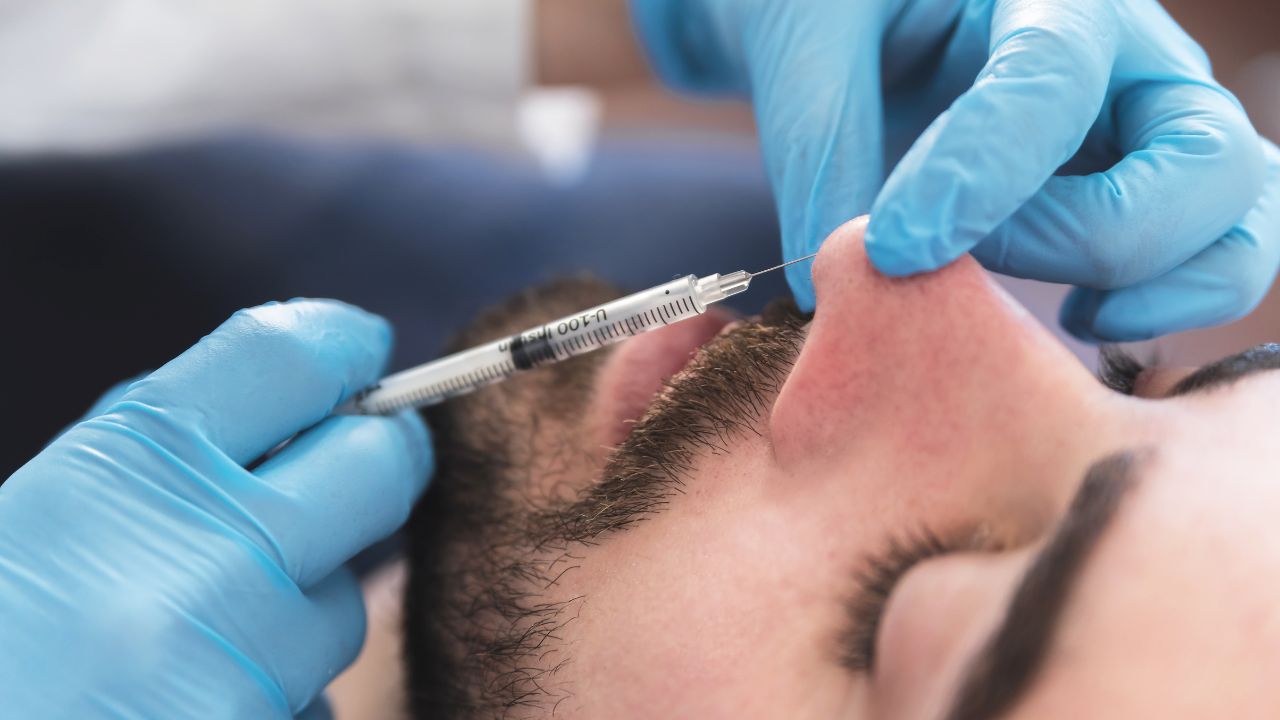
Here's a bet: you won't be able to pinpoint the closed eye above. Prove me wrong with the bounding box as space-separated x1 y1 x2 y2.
840 529 952 673
1097 343 1280 398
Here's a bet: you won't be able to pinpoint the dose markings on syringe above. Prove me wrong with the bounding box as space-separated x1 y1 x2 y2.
404 358 516 409
552 297 695 360
397 296 702 410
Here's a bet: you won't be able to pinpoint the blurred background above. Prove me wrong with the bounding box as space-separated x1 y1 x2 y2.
2 0 1278 478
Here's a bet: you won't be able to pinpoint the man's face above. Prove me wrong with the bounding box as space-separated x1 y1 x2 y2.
407 217 1280 719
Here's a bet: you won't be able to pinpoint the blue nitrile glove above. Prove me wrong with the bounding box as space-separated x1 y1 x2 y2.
0 300 433 719
631 0 1280 341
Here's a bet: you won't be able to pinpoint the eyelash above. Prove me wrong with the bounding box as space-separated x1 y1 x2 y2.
1097 346 1147 396
842 529 953 673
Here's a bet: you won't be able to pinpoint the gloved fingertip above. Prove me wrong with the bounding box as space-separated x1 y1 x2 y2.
341 302 395 353
864 224 947 278
1058 288 1107 344
290 297 395 347
1061 288 1163 343
864 240 922 278
1089 317 1161 343
371 312 395 348
1089 299 1182 343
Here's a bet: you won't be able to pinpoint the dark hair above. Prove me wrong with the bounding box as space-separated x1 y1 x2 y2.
403 282 807 718
403 278 619 719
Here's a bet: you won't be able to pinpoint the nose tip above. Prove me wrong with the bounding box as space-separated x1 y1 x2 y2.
810 216 874 306
810 214 991 314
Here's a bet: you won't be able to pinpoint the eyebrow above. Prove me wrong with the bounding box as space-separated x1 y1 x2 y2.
1168 343 1280 397
943 451 1141 720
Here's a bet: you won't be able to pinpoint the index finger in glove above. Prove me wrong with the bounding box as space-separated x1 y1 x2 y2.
119 299 391 465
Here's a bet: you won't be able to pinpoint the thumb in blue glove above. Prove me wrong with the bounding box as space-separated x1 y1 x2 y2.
0 299 433 719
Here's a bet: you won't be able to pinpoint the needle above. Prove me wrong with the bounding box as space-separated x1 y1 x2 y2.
750 252 819 278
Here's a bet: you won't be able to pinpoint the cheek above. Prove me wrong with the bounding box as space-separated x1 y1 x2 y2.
561 452 862 718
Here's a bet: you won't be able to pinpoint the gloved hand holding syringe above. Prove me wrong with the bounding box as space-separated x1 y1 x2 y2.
341 253 817 416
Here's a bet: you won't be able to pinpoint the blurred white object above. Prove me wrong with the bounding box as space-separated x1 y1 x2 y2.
517 86 600 183
0 0 532 153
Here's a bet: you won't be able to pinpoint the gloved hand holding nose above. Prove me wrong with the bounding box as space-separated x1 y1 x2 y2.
631 0 1280 341
0 300 433 720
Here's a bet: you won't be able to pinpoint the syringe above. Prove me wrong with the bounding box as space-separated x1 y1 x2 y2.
339 253 817 416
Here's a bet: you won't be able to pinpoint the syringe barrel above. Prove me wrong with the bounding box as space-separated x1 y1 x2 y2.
344 275 712 415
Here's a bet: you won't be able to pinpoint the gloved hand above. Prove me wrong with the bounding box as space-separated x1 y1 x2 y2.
0 300 433 719
631 0 1280 341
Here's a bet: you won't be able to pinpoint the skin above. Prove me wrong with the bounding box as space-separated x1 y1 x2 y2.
430 218 1280 718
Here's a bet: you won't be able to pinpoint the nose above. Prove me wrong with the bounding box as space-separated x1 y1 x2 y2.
769 217 1005 471
764 218 1126 570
